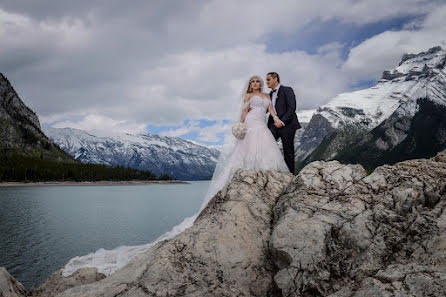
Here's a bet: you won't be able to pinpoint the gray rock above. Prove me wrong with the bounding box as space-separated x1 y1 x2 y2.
0 267 26 297
295 113 334 162
0 73 70 160
270 152 446 296
381 70 405 80
28 268 106 297
0 73 44 151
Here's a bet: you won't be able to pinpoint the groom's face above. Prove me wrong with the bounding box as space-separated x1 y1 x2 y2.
266 74 278 89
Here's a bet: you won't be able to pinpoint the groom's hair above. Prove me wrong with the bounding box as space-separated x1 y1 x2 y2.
267 72 280 83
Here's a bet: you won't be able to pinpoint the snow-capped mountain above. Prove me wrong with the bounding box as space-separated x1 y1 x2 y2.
296 46 446 171
43 127 219 180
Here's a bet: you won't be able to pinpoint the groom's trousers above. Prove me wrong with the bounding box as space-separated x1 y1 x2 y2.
268 121 298 174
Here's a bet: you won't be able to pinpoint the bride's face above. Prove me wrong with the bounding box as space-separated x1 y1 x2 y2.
250 78 261 91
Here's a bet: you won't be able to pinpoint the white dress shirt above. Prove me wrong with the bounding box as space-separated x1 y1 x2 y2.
271 84 285 126
271 83 281 114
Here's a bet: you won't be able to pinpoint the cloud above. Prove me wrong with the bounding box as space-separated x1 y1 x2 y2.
48 114 147 136
161 120 232 143
137 43 346 122
343 4 446 80
0 0 445 144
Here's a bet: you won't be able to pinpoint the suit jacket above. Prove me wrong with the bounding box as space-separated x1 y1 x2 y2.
268 85 301 130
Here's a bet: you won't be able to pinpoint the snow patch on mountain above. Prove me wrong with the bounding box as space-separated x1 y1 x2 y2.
317 46 446 129
43 127 219 180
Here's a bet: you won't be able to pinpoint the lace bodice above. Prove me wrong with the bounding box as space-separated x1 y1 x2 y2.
248 95 271 111
244 95 271 128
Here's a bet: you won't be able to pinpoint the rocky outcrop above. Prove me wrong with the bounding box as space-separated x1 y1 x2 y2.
2 151 446 296
0 267 26 297
271 151 446 296
0 73 46 153
295 113 334 162
0 73 71 161
28 268 106 297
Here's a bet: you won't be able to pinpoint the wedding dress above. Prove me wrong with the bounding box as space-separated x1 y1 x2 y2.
202 95 289 208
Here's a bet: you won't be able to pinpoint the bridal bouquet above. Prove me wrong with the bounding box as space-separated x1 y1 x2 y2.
232 123 247 139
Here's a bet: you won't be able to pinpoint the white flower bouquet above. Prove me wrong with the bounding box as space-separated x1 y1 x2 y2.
232 122 247 139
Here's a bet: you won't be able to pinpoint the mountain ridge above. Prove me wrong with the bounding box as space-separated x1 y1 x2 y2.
295 46 446 171
44 127 219 180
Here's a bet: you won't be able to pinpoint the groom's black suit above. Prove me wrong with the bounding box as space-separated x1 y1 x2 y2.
267 85 301 174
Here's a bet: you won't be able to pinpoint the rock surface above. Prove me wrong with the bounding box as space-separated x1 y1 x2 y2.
0 73 45 153
271 153 446 296
28 268 106 297
0 73 72 161
0 267 26 297
2 151 446 296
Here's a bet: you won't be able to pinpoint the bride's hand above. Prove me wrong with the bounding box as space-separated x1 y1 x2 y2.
274 119 284 128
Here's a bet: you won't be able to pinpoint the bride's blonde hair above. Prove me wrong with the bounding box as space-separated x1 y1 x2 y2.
245 75 264 94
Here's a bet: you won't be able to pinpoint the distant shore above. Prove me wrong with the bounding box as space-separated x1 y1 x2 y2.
0 180 189 187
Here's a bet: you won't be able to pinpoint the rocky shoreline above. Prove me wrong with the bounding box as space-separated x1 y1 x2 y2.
1 151 445 296
0 180 188 187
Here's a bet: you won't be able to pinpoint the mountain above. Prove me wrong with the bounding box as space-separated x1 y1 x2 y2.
296 46 446 171
43 127 219 180
0 73 72 161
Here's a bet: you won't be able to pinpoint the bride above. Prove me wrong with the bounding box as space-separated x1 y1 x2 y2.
201 75 289 209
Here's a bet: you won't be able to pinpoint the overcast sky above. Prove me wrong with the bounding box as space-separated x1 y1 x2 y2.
1 0 445 144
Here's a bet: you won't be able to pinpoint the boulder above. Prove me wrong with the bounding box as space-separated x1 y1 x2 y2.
0 267 26 297
270 154 446 296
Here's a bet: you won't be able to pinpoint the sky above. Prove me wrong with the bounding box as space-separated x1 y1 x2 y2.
1 0 446 146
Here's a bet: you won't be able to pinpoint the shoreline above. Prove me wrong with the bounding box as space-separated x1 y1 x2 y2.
0 180 189 187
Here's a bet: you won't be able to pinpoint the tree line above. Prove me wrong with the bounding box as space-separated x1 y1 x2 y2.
0 154 174 182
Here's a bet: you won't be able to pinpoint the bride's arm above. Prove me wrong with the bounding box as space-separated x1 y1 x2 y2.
267 95 285 127
267 102 277 118
240 95 251 123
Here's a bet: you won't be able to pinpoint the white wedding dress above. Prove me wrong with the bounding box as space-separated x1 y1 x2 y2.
203 95 289 205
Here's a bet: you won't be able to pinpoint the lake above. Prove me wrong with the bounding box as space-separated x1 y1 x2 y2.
0 181 210 289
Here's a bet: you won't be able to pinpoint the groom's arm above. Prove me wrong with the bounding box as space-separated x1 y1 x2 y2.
281 87 297 124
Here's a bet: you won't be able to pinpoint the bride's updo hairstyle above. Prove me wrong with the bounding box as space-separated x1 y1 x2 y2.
245 75 264 94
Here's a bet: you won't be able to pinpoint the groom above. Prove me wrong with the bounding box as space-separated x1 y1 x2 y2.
266 72 301 174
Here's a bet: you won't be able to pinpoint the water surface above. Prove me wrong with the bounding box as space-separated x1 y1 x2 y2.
0 181 209 289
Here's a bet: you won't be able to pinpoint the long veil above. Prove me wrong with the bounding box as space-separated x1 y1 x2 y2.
199 76 264 212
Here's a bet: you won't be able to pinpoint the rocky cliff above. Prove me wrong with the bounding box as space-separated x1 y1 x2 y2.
1 151 445 296
0 73 71 161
